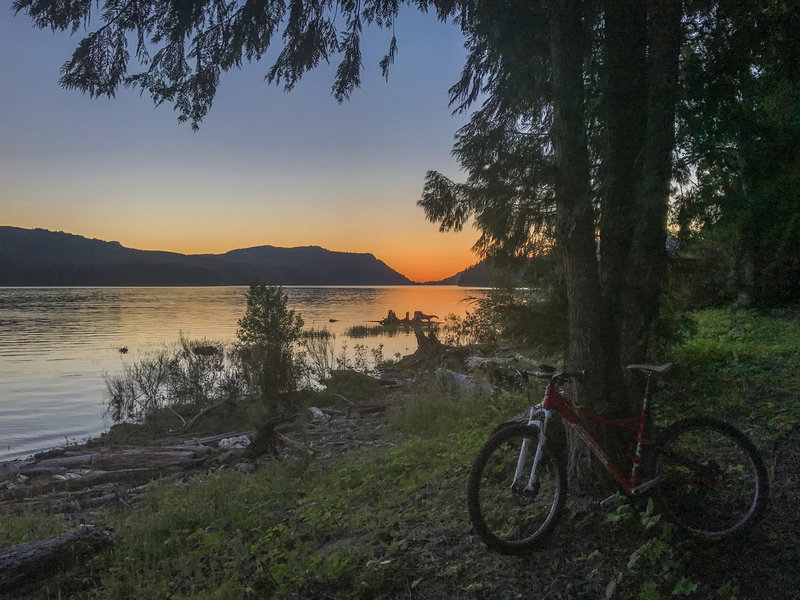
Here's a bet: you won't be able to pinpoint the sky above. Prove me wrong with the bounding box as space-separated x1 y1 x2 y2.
0 6 480 283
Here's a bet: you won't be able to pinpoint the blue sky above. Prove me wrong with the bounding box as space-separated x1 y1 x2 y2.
0 6 479 281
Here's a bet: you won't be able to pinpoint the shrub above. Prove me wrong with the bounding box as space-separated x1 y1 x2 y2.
441 277 567 355
236 280 304 402
104 336 244 425
298 327 336 383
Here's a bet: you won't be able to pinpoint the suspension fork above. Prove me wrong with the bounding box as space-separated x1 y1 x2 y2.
513 407 551 492
630 373 652 485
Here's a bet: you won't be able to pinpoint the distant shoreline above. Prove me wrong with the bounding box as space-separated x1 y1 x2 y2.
0 283 487 289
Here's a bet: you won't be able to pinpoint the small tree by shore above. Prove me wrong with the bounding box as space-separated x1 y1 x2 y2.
236 280 304 408
104 281 305 427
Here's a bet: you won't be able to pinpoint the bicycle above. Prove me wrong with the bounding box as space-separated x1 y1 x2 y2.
466 363 769 555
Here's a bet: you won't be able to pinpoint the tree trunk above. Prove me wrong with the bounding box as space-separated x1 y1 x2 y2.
598 0 648 414
548 1 682 492
549 0 607 492
620 0 682 369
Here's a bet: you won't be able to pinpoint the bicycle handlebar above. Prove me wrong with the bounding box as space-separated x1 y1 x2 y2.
510 366 584 384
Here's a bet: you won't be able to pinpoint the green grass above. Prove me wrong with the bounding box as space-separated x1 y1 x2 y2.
2 306 798 599
658 307 800 438
0 507 69 546
80 407 506 599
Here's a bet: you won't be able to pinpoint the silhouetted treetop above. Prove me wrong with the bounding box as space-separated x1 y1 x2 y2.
14 0 475 129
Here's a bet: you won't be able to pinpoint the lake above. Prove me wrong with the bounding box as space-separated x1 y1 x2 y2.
0 286 486 460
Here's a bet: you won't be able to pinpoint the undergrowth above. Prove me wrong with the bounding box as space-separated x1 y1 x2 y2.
658 307 800 438
1 307 798 599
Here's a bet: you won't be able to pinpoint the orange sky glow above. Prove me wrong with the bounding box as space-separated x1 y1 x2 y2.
0 10 479 284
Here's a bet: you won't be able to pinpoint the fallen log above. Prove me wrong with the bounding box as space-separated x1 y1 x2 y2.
0 525 113 592
0 462 27 484
2 484 118 512
180 431 256 446
48 468 165 492
5 446 205 484
32 454 96 470
2 468 165 500
91 448 205 470
18 466 68 477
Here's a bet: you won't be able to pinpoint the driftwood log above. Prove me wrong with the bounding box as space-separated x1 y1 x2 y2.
379 310 438 325
0 525 113 592
0 445 214 506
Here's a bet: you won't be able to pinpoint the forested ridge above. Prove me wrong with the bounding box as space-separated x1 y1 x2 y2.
0 227 411 286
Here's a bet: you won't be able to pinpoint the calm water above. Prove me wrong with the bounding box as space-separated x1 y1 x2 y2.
0 286 485 460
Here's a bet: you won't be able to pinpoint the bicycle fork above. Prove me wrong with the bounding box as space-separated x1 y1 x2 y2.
512 407 551 495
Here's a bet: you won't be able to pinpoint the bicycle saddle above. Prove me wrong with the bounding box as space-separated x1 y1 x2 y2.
625 362 673 374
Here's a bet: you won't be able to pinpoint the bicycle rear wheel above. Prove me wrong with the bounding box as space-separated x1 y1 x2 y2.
467 424 566 554
653 417 768 538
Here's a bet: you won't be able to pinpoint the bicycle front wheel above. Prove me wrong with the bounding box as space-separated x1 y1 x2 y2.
467 424 566 554
653 417 768 538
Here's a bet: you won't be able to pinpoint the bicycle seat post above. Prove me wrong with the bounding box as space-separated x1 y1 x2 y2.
642 371 653 414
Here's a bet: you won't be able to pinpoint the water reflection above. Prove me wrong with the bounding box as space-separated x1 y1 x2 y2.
0 286 485 460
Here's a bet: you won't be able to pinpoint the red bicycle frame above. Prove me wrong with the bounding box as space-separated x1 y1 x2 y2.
541 382 652 494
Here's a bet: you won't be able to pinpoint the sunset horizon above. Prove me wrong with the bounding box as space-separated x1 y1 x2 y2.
1 8 477 286
1 222 479 283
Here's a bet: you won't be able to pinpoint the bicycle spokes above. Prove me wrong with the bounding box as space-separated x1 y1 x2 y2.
654 420 766 537
467 425 566 553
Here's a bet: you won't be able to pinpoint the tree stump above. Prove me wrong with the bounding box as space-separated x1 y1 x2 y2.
242 415 293 459
412 310 438 322
414 329 444 353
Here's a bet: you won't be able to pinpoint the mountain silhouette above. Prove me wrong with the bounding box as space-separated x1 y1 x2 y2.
423 259 491 287
0 227 412 286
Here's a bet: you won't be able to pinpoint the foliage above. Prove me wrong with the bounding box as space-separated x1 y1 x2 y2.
417 0 684 462
316 369 383 406
104 336 244 425
603 502 699 600
103 281 310 428
335 341 385 374
0 507 68 546
441 261 567 356
656 307 800 435
237 280 304 403
297 327 336 383
12 0 469 129
387 372 505 439
418 0 556 262
676 0 800 308
237 281 304 350
442 284 565 351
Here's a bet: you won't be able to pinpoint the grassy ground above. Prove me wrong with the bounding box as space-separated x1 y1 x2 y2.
2 307 798 599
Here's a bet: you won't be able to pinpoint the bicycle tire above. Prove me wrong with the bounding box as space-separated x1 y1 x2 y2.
651 417 768 538
467 424 566 554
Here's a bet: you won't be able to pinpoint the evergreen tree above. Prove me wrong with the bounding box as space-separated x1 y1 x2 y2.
677 0 800 307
